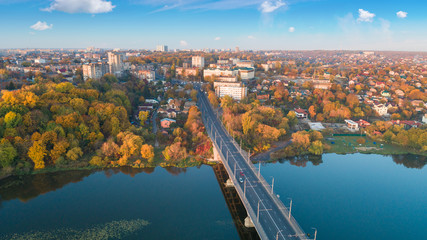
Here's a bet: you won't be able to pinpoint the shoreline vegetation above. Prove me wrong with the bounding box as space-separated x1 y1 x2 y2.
2 139 425 181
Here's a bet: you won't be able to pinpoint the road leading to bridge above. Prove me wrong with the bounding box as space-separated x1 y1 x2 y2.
197 90 310 240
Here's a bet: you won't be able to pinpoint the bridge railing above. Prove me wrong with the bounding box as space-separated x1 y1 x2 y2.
198 96 270 240
198 92 309 240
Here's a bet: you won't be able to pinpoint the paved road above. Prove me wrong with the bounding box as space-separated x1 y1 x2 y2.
197 89 308 240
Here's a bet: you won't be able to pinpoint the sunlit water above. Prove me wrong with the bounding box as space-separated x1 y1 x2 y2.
0 154 425 240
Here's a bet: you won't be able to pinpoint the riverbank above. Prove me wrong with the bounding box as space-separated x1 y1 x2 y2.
0 146 214 181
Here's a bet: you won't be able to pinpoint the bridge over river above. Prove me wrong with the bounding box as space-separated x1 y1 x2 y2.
197 90 314 240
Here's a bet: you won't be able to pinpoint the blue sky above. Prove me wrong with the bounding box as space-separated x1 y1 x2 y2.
0 0 426 51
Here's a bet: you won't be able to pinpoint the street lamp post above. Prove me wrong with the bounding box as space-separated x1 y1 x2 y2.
244 179 247 199
271 177 274 194
257 200 263 223
288 198 293 219
258 162 261 177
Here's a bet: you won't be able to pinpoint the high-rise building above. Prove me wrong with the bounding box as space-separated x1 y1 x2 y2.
107 52 124 77
214 81 247 101
192 56 205 68
82 63 108 81
156 45 168 52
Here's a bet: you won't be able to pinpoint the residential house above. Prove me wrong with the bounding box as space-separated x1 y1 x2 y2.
373 103 388 116
294 108 308 119
160 118 176 129
358 119 371 128
345 119 359 131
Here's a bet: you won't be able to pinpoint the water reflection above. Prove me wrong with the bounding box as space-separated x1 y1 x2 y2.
275 155 323 167
392 155 427 169
0 167 159 206
273 154 426 169
0 170 95 204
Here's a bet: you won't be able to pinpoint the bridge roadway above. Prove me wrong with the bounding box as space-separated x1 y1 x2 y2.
197 90 309 240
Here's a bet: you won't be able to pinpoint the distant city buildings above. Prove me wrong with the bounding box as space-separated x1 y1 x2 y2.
82 63 108 81
108 52 125 77
192 56 205 68
156 45 168 52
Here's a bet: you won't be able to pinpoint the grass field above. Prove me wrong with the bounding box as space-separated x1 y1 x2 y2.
324 135 425 156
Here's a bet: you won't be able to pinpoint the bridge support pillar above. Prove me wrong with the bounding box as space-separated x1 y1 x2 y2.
212 144 221 162
225 178 234 188
244 216 255 228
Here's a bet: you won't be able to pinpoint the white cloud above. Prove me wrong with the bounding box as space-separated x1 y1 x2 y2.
30 21 53 31
42 0 115 14
288 27 295 32
357 9 375 22
214 37 221 41
260 0 286 13
396 11 407 19
248 35 255 39
180 40 188 46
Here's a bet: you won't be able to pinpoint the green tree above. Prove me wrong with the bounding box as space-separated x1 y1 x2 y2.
0 140 17 168
308 140 323 155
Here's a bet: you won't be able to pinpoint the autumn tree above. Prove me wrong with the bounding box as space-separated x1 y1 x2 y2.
208 91 219 108
28 140 47 169
140 144 155 162
139 111 149 126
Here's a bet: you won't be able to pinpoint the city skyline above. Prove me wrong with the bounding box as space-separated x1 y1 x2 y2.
0 0 426 51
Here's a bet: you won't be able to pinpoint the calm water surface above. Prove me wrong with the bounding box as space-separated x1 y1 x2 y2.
0 154 426 240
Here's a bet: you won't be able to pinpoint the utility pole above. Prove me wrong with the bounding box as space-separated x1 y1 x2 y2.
257 200 261 222
258 162 261 177
234 162 237 177
226 150 229 163
288 198 293 219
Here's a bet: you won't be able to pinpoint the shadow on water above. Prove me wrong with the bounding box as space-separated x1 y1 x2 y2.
212 164 260 240
272 154 426 169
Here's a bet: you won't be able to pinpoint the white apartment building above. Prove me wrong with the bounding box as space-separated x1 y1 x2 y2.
132 69 156 82
192 56 205 68
204 68 238 78
214 81 247 101
236 60 254 68
236 67 255 80
108 52 125 77
156 45 168 52
82 63 108 81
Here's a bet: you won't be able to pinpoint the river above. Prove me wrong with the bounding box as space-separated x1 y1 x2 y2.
0 154 425 239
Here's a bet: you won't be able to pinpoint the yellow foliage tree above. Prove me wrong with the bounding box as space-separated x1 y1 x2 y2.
28 140 47 169
140 144 155 161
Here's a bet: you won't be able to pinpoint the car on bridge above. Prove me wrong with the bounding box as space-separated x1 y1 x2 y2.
239 177 244 183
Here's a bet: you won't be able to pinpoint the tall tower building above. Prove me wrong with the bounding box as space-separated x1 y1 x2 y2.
192 56 205 68
107 52 124 76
